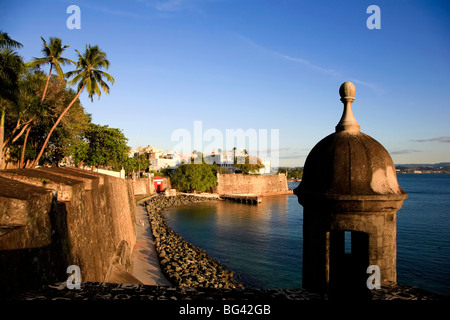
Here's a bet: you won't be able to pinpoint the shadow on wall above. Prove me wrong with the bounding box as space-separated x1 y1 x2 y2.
0 198 71 298
0 167 137 299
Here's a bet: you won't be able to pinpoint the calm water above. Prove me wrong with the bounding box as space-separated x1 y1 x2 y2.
162 174 450 296
396 174 450 296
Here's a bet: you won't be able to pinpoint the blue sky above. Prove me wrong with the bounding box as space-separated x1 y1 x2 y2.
1 0 449 167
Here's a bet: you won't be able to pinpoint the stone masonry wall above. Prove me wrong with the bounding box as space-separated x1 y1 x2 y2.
217 173 288 195
0 167 136 298
133 177 154 196
132 176 171 196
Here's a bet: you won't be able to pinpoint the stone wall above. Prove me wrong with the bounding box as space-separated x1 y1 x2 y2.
133 177 154 196
216 173 288 195
0 167 136 298
132 176 171 196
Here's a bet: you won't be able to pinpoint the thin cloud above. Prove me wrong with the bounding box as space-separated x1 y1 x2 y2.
238 35 338 76
279 153 308 160
412 136 450 143
236 34 383 94
77 2 146 19
155 0 185 12
137 0 215 12
246 146 291 155
273 52 339 77
389 149 423 155
349 78 385 95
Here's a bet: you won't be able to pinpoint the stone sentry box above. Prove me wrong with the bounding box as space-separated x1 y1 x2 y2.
294 82 408 300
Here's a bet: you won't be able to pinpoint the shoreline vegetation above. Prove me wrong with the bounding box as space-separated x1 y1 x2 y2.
145 194 244 289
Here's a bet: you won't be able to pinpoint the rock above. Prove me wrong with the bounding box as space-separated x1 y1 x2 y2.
145 195 243 289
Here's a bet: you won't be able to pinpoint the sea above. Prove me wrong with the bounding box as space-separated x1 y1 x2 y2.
162 174 450 296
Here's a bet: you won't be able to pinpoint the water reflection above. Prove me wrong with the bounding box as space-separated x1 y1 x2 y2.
163 193 302 289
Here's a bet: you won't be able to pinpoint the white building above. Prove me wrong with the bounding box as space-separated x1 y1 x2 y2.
130 145 164 159
259 160 271 174
150 152 182 170
204 149 254 173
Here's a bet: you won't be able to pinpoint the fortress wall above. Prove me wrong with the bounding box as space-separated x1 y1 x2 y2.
0 167 136 297
133 177 153 196
132 177 171 196
217 173 289 195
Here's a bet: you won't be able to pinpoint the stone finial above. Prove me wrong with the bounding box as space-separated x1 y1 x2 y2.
336 81 360 133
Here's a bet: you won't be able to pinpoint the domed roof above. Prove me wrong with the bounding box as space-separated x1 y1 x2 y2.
295 82 407 203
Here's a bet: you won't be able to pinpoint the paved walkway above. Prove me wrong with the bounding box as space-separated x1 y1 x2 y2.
131 196 172 286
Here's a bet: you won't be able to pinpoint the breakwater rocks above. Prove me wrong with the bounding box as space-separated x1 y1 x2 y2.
145 195 244 289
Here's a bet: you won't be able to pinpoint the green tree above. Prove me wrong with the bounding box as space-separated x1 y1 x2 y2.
171 164 218 193
32 44 114 167
0 31 23 50
70 138 89 168
235 156 264 174
7 75 91 168
14 69 46 167
123 153 151 175
0 31 24 167
277 167 303 180
45 91 90 165
210 163 229 175
159 166 173 177
79 123 129 170
22 37 74 167
27 37 75 101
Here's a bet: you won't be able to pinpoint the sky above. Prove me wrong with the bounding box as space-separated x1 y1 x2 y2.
1 0 449 167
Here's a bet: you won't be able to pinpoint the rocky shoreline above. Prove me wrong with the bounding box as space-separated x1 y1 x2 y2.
145 195 244 289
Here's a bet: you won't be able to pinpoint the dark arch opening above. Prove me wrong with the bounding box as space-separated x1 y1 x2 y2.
329 230 371 300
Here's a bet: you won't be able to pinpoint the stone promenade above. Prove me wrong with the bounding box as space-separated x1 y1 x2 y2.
9 281 447 301
130 196 172 286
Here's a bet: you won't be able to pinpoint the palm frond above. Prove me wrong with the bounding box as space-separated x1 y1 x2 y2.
0 31 23 49
96 70 115 84
60 57 76 66
98 78 110 95
27 57 48 67
92 78 102 99
53 63 65 82
65 44 114 101
93 71 111 94
66 71 84 85
34 37 73 76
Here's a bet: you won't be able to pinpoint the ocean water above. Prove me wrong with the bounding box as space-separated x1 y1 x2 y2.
162 174 450 296
396 174 450 296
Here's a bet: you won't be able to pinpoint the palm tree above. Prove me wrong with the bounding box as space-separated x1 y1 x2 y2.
28 37 75 101
0 30 23 50
21 38 73 167
0 31 24 167
31 44 114 167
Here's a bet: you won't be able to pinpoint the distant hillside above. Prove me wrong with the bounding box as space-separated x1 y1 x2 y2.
395 162 450 169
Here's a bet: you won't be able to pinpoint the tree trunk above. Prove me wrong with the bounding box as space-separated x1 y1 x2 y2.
0 109 5 169
20 125 31 168
42 64 52 102
31 85 84 168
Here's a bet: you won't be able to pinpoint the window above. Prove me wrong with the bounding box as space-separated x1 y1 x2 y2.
344 231 352 254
